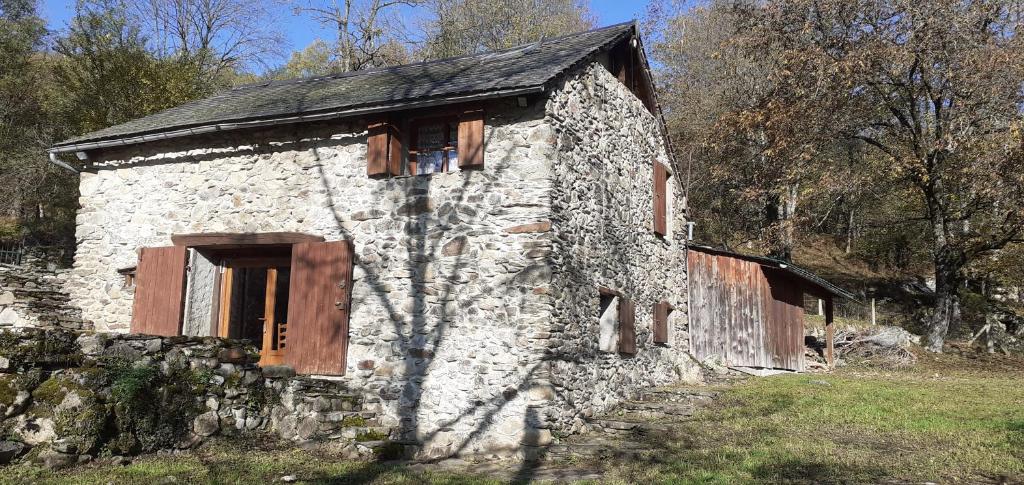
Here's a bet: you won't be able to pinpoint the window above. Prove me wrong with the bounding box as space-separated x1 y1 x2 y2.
598 290 619 353
654 161 672 238
598 288 636 355
118 266 137 289
410 119 459 175
366 105 484 178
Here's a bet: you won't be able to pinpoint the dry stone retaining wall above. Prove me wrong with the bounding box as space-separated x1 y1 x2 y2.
0 247 86 332
0 327 394 469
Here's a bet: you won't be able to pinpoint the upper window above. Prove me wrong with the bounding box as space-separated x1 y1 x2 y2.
366 105 484 178
410 118 459 176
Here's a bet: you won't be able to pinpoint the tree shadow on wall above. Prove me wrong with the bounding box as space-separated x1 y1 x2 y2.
298 101 577 483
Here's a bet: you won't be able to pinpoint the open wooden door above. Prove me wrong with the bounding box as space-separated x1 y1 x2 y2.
284 240 354 375
131 246 188 336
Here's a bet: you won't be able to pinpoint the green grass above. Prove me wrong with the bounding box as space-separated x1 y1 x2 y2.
3 350 1022 484
597 350 1024 484
0 439 503 484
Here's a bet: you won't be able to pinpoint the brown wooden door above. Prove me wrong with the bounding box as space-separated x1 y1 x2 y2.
285 240 354 375
131 246 188 336
215 258 291 366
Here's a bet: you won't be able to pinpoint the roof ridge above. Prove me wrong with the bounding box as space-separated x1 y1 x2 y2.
232 20 638 92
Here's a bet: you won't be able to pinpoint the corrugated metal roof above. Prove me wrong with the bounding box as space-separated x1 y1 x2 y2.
52 22 636 152
687 243 858 301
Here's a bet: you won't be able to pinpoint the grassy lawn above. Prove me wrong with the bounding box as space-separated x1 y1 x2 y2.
3 349 1021 484
600 349 1024 484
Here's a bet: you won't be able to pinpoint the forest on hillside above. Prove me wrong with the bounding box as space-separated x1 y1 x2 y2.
1 0 1022 351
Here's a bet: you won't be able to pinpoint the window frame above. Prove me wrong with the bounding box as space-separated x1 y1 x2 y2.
408 115 460 176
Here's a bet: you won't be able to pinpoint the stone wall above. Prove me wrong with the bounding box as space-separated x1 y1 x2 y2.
0 327 393 468
541 62 698 433
68 96 559 457
0 248 87 332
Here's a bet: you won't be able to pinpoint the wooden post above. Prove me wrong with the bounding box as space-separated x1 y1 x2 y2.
817 298 824 316
871 298 877 325
825 297 835 368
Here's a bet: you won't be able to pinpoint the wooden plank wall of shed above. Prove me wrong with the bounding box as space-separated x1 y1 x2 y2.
687 250 806 371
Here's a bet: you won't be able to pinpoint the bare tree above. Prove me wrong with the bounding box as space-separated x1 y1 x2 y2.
289 0 418 73
128 0 286 81
420 0 595 59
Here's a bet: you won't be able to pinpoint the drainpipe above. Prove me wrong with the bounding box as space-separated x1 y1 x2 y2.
48 152 80 173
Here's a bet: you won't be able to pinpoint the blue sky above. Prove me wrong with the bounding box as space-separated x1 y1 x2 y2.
39 0 646 71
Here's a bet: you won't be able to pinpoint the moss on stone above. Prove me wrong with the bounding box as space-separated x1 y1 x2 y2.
371 441 405 460
104 360 208 453
53 395 108 454
245 380 278 414
340 415 366 428
0 330 82 369
32 375 86 408
354 429 388 442
0 375 17 407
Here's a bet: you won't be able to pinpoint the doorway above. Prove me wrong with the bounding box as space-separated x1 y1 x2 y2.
217 257 291 366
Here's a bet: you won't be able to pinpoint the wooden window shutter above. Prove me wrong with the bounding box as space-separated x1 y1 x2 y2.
618 296 637 355
285 240 354 375
130 246 188 336
457 106 485 168
653 301 671 344
367 117 402 177
654 161 668 236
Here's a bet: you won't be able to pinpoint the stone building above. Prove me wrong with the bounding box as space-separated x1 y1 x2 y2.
47 22 698 457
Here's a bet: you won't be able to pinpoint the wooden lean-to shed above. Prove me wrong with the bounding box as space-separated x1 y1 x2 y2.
687 245 855 372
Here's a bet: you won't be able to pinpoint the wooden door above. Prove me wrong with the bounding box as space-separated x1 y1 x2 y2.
131 246 188 336
216 257 291 366
285 240 354 375
259 267 289 366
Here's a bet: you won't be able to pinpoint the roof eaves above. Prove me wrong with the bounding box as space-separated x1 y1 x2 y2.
49 84 546 154
687 243 858 301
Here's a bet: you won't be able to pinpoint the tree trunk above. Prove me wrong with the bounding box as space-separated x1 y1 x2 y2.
925 250 964 352
764 185 797 262
845 208 855 254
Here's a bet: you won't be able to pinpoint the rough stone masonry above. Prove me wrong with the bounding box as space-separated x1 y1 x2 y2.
63 59 699 458
0 327 394 469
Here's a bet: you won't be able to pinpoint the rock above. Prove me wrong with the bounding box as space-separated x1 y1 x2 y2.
0 441 25 465
51 439 77 454
143 338 163 354
262 365 296 379
193 411 220 437
38 449 78 470
281 475 298 483
296 417 319 440
16 416 56 445
102 455 132 466
0 291 14 305
504 221 552 234
218 347 248 364
441 236 468 257
0 356 11 372
5 391 30 418
277 415 298 440
0 307 19 326
76 333 107 356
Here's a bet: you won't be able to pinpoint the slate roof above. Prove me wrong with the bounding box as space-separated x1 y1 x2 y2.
51 22 638 152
